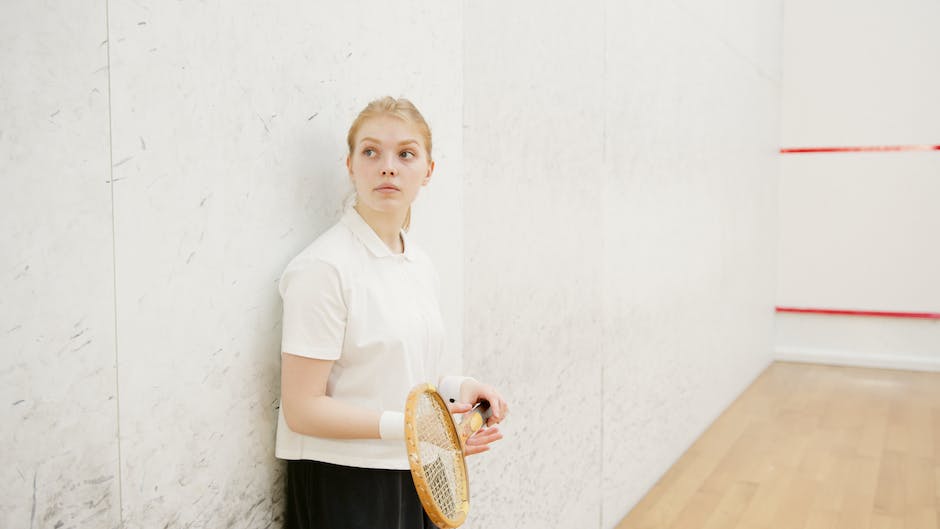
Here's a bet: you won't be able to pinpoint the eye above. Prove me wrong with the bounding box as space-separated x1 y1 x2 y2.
399 151 415 159
362 148 376 157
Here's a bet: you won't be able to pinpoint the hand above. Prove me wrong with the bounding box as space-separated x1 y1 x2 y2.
464 425 502 456
445 401 504 456
459 379 509 427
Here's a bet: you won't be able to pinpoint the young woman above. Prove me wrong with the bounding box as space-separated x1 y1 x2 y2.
277 97 508 529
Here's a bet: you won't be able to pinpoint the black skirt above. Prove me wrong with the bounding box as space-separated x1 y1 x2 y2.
284 459 440 529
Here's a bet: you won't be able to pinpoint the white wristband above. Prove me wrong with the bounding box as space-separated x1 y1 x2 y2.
379 411 405 440
439 376 476 405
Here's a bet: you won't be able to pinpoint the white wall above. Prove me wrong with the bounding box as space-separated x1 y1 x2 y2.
107 3 465 527
462 1 780 527
778 0 940 371
2 2 463 528
462 2 607 526
2 1 781 528
1 4 120 528
600 1 781 524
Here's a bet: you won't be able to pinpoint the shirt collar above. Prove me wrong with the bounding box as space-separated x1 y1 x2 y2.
341 206 416 261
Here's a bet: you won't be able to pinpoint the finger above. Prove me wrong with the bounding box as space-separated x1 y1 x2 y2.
467 433 503 447
465 431 501 449
467 428 502 446
487 393 502 420
447 402 472 414
468 427 501 442
489 392 507 420
464 445 490 457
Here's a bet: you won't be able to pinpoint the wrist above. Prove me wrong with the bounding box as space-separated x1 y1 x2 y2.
379 410 404 440
439 375 477 404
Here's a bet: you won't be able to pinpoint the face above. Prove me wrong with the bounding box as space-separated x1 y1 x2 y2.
346 115 434 218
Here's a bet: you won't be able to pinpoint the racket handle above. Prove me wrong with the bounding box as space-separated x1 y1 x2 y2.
457 401 492 446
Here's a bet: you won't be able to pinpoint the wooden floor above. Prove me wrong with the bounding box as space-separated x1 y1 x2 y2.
615 361 940 529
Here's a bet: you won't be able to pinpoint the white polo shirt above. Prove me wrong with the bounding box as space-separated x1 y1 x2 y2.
275 206 460 469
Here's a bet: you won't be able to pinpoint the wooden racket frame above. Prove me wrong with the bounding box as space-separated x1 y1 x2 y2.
404 383 487 528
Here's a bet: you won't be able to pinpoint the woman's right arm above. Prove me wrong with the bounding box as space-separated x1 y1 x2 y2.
280 259 384 439
279 352 382 439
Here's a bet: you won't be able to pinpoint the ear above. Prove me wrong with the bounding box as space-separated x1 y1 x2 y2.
346 155 353 178
423 160 435 186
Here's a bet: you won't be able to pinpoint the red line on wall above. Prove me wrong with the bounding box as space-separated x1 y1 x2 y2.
776 306 940 320
780 144 940 154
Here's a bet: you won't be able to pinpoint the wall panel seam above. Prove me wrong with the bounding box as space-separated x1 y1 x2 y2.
104 0 125 525
599 0 607 524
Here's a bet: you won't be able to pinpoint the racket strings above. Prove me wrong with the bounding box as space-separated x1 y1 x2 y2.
415 393 466 518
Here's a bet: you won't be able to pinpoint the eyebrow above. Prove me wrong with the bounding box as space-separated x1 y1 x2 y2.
358 137 420 147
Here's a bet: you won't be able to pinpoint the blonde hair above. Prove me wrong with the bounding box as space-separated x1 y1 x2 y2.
346 97 433 231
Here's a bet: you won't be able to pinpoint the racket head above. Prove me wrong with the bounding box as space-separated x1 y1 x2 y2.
404 383 470 528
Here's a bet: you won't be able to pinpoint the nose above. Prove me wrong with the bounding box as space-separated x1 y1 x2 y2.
381 156 397 177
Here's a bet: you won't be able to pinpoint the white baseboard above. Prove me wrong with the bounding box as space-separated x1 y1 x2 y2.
775 346 940 372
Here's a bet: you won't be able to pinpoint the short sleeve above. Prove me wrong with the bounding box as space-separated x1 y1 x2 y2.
279 260 346 360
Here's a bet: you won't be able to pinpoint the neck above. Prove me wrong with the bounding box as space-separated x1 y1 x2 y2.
354 204 406 254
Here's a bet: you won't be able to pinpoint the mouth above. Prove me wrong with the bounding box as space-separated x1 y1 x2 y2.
374 185 401 192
